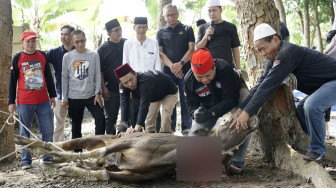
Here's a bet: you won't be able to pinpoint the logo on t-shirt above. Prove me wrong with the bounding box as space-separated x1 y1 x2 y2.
22 61 44 90
73 60 89 80
273 60 280 68
195 85 210 97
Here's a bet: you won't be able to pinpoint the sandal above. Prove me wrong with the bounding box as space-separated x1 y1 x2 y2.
229 165 243 176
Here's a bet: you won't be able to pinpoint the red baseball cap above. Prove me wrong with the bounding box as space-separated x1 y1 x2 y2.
21 30 37 41
190 48 214 74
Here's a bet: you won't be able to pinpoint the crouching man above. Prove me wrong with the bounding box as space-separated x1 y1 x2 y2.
184 48 253 175
114 63 178 133
231 23 336 163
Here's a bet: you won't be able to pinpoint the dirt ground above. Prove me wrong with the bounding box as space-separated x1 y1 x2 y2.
1 110 336 188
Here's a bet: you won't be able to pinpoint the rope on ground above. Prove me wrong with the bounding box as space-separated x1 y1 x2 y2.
78 152 92 179
0 109 66 153
0 140 38 162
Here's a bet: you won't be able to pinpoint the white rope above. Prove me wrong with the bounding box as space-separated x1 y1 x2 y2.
0 110 66 156
0 140 38 162
78 152 92 179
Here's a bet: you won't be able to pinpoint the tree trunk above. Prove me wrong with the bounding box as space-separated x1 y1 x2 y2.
274 0 287 25
296 9 304 38
157 0 172 29
303 0 310 47
0 0 14 162
312 0 323 52
333 1 336 30
234 0 336 187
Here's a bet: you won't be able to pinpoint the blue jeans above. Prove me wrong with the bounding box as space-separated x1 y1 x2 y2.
17 101 54 164
164 71 192 131
296 79 336 155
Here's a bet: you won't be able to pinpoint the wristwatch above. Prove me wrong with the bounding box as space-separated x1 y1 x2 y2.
180 60 185 65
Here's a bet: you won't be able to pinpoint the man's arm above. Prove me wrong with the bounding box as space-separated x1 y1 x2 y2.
61 54 69 102
122 41 129 64
154 40 161 71
232 47 241 70
184 76 200 118
119 84 130 123
8 53 20 114
196 25 213 50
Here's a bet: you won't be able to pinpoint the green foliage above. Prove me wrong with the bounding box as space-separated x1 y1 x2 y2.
145 0 158 30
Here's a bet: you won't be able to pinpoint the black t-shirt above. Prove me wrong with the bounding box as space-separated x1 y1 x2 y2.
97 38 126 92
197 21 240 67
156 22 195 75
120 70 178 126
184 59 240 118
239 42 336 115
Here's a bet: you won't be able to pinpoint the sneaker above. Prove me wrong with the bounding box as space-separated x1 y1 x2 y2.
43 160 53 164
303 150 324 163
22 163 32 170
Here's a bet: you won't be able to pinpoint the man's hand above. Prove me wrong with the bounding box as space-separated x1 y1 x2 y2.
194 108 214 123
102 86 110 101
234 69 242 75
170 62 183 74
62 101 69 109
50 97 56 109
94 93 103 108
205 27 215 37
230 108 243 122
174 70 184 78
8 104 16 114
230 110 250 133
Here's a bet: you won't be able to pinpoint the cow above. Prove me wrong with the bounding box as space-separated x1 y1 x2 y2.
14 116 259 182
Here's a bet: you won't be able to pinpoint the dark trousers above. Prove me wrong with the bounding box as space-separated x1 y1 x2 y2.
68 96 106 140
104 91 120 134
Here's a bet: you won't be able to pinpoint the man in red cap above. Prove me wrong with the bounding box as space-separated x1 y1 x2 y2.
8 30 56 169
114 63 178 133
184 48 253 175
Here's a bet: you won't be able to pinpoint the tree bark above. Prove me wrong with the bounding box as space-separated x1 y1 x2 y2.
0 0 14 162
303 0 310 47
312 0 323 52
274 0 287 25
234 0 336 187
157 0 172 29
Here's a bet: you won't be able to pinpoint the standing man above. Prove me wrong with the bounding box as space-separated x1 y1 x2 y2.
115 63 178 133
47 24 75 141
185 48 253 175
156 4 195 132
98 19 126 134
123 17 161 72
231 23 336 163
196 0 241 73
8 30 56 169
62 30 105 147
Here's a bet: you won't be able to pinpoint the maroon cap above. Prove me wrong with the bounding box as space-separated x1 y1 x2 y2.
21 30 37 41
114 63 134 79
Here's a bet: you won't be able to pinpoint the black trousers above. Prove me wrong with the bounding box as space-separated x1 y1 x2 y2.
68 96 106 140
104 91 120 134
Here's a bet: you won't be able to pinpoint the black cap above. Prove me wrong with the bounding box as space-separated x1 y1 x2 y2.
105 19 120 31
196 19 206 27
134 17 147 25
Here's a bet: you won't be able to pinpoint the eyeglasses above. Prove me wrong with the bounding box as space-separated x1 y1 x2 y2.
73 39 86 44
111 28 122 33
165 13 177 18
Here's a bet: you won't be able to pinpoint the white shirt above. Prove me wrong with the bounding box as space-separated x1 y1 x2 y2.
123 36 161 72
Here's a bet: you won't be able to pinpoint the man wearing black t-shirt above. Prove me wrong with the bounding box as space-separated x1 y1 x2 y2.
196 0 241 74
98 19 127 134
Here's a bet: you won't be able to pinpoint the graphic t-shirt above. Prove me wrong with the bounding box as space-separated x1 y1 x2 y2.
8 50 56 105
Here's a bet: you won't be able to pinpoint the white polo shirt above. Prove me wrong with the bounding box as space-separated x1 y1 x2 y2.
123 36 161 72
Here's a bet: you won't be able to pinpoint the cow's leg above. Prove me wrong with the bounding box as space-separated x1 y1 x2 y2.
14 134 117 152
58 166 173 182
51 139 133 163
